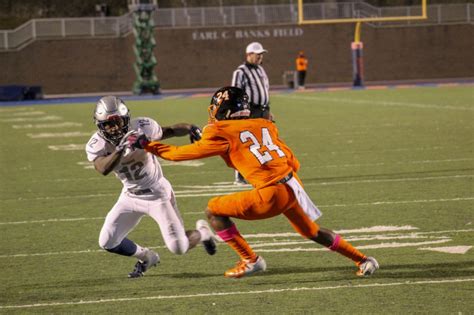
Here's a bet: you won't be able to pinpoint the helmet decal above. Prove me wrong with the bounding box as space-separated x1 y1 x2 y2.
208 87 250 123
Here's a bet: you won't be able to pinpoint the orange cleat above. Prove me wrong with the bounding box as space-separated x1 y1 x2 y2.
224 256 267 278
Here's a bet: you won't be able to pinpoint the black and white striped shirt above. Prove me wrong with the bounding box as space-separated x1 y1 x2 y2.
231 63 270 108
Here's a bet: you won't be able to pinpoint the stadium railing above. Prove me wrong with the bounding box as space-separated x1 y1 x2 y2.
0 2 472 51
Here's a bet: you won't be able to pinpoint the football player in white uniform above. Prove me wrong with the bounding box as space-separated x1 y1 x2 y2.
85 96 216 278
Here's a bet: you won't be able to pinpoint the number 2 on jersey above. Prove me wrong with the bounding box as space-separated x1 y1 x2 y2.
118 161 147 181
240 128 285 164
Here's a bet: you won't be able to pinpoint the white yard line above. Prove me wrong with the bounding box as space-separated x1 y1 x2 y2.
9 111 45 116
244 225 419 238
2 194 472 208
1 278 473 309
12 122 83 129
27 132 92 138
1 227 472 258
187 197 474 214
251 235 448 248
4 173 472 202
24 174 474 186
281 95 474 111
0 107 31 113
310 159 474 170
246 229 474 239
48 144 85 151
0 115 62 122
175 174 471 189
0 245 168 258
0 217 104 225
257 239 452 252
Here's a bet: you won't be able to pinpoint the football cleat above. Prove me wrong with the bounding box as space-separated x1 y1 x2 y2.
224 256 267 278
196 219 217 255
128 249 160 278
233 171 248 186
356 256 379 277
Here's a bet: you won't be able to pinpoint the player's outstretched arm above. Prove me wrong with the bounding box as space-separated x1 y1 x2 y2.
161 123 201 142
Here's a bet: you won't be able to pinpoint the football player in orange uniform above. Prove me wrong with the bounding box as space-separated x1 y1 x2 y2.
142 87 379 278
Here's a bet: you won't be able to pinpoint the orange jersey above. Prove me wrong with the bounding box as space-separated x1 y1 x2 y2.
145 118 300 188
296 56 308 71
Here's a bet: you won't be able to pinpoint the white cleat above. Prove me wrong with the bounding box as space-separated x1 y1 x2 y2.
356 256 379 277
196 219 217 255
224 256 267 278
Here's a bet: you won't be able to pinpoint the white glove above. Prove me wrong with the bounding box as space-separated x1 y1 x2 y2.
116 130 138 153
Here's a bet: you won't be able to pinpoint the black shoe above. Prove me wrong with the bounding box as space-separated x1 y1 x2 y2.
203 238 217 256
196 219 217 256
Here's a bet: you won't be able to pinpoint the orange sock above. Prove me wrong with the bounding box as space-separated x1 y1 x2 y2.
216 224 257 261
329 235 366 265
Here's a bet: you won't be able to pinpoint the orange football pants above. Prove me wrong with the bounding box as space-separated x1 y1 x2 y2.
207 182 319 238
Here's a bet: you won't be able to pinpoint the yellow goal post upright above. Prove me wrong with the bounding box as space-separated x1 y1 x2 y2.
297 0 428 87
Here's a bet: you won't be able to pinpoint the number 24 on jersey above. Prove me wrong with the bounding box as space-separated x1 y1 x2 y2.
240 127 285 165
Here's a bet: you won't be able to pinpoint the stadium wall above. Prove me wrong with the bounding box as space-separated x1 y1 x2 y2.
0 23 472 94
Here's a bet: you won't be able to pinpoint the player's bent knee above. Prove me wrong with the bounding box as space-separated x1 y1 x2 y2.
98 231 121 250
98 237 120 250
167 238 189 255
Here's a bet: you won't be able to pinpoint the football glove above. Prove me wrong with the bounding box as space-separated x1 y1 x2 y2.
189 125 202 143
128 132 150 150
116 130 138 152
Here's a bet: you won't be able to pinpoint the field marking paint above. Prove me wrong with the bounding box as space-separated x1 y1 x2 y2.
282 95 474 111
77 160 205 170
48 144 85 151
27 131 92 139
0 115 62 122
9 111 45 116
304 174 473 187
25 173 473 187
3 190 472 206
0 217 104 225
245 228 474 240
0 245 168 258
0 107 31 113
1 278 473 309
251 235 448 248
318 197 474 208
311 159 474 170
418 246 472 254
12 122 83 129
244 225 418 238
257 239 452 252
0 227 471 258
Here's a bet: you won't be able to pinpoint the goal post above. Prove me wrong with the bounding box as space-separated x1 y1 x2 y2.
297 0 428 87
297 0 427 25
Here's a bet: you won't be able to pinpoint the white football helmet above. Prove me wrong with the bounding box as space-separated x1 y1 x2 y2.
94 96 130 145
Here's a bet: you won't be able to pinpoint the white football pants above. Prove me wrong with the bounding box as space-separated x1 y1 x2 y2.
98 190 190 255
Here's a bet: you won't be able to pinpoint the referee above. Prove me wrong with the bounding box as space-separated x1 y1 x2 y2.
231 42 272 184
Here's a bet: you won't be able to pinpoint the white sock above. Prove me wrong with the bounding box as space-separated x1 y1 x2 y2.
197 228 209 241
132 245 148 261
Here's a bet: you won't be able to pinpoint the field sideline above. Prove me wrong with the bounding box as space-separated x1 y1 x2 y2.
0 85 473 313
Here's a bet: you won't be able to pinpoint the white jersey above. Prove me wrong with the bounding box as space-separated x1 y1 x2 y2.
86 117 169 199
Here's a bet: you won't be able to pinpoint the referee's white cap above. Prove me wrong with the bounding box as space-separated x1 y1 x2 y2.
246 42 268 54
